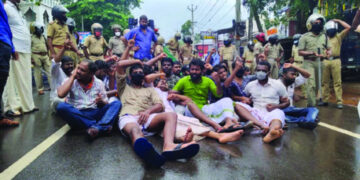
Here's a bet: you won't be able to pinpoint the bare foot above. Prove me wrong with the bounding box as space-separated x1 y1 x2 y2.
218 130 244 143
183 127 194 143
263 129 284 143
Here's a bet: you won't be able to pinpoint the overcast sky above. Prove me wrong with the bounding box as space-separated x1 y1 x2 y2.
132 0 249 41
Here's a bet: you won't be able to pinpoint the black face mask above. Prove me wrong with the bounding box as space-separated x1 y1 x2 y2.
190 73 201 81
285 78 295 86
68 26 75 33
326 29 337 38
131 73 144 86
269 39 277 45
311 23 323 35
35 28 43 36
235 68 245 78
224 41 231 46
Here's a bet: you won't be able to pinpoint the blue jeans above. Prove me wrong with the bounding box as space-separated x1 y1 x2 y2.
283 106 319 129
56 100 122 132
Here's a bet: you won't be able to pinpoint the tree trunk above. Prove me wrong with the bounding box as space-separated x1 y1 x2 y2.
252 6 264 32
248 8 254 40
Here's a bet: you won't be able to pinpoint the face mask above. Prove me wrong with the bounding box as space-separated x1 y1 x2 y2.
256 71 267 80
115 32 121 37
311 23 323 35
131 73 144 86
140 24 147 29
285 78 295 85
59 15 67 23
224 41 231 46
326 29 337 38
95 31 101 37
35 28 43 36
190 73 201 81
68 26 74 33
235 68 245 78
269 39 277 44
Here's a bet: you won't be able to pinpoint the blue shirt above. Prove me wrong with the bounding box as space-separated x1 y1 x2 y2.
0 1 14 53
205 52 220 66
125 27 157 60
229 75 257 97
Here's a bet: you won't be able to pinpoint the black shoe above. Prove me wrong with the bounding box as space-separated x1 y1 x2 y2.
317 102 328 106
5 110 22 117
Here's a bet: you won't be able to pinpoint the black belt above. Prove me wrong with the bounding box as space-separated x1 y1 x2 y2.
90 53 103 56
328 56 340 60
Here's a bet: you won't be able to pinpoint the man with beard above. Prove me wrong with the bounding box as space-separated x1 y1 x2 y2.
172 61 182 77
318 19 350 109
235 61 289 143
264 35 284 79
31 22 51 95
298 13 328 107
279 63 319 129
84 23 108 61
219 36 238 73
47 5 70 59
161 58 180 89
108 24 126 58
116 59 199 168
242 41 255 74
56 60 122 139
125 15 157 61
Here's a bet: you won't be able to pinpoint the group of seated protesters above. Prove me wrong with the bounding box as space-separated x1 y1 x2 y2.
51 37 319 168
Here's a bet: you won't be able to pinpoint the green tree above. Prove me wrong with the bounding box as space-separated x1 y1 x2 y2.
181 20 192 37
66 0 141 40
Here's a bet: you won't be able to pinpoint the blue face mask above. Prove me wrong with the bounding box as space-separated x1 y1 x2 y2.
140 24 147 29
256 71 267 80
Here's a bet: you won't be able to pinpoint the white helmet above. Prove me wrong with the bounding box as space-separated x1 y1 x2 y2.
325 20 338 30
306 13 326 31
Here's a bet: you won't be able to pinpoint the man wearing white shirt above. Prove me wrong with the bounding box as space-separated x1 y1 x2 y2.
2 0 36 116
235 61 290 143
280 63 319 129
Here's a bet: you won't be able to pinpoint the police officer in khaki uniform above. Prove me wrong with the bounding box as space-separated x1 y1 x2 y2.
318 19 350 109
290 34 304 68
31 23 51 95
47 5 70 59
220 35 238 73
65 17 81 64
84 23 108 61
108 24 126 58
179 35 193 65
298 13 328 107
264 35 284 79
254 32 266 63
155 36 165 70
166 32 181 59
242 41 255 74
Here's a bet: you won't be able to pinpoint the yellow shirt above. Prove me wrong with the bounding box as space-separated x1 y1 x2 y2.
31 35 47 53
47 20 69 46
328 29 347 57
220 45 237 61
84 35 108 54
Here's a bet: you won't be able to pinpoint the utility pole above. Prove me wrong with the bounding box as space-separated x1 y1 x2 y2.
248 8 253 41
187 4 197 42
235 0 241 48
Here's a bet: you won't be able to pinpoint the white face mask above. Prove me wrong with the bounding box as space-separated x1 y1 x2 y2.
115 32 121 37
256 71 267 80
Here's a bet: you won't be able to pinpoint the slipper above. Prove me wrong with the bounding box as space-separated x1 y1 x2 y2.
162 143 200 161
218 124 244 133
133 138 165 168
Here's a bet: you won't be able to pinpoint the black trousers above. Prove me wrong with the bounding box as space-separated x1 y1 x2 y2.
0 41 12 119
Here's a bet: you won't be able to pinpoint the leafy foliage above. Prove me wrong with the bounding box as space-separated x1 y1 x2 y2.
66 0 141 39
181 20 192 36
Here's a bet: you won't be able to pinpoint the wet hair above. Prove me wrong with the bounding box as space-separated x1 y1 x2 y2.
61 55 74 64
161 57 173 66
82 59 97 74
213 64 227 72
257 61 271 72
189 59 205 70
173 61 181 66
140 15 148 21
143 64 154 75
95 60 109 71
283 67 297 75
181 65 189 73
129 64 144 74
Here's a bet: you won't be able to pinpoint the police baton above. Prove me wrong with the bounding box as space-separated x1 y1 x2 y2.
317 48 322 102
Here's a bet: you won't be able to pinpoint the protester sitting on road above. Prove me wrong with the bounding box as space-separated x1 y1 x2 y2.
235 61 290 143
160 58 180 89
56 60 122 139
172 61 182 78
116 59 199 168
94 60 119 103
279 63 319 129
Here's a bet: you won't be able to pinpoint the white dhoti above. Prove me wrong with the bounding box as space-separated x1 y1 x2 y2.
2 52 35 113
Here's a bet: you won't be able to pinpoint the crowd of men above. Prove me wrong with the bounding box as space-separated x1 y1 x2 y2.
1 0 360 168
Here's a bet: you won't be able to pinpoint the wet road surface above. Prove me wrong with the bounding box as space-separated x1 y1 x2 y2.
1 91 360 180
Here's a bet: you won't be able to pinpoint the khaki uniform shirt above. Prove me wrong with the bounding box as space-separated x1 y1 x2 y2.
254 42 264 56
291 45 303 62
242 49 255 65
116 74 163 116
180 45 193 63
167 38 179 51
328 30 347 57
220 45 237 61
47 20 69 46
69 33 77 47
84 35 108 55
155 44 163 56
31 35 47 53
265 43 284 60
109 36 125 54
298 32 327 60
